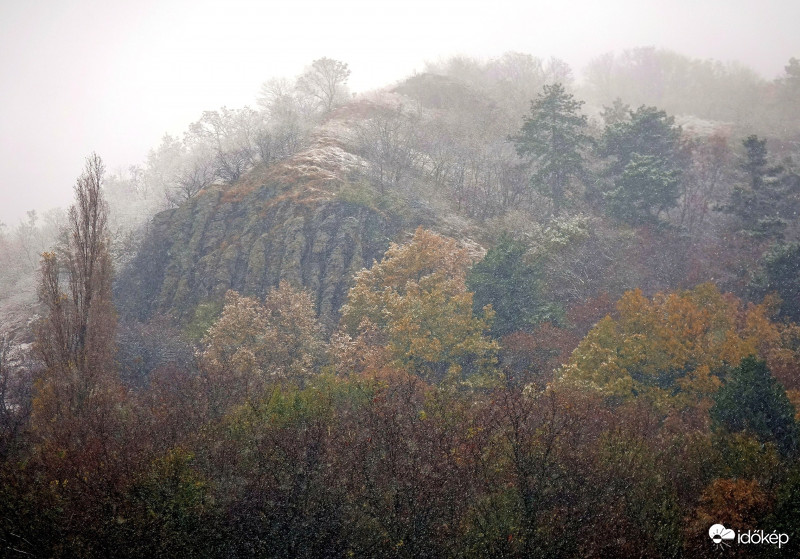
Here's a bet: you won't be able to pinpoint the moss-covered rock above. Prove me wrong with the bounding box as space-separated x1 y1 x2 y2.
114 179 401 329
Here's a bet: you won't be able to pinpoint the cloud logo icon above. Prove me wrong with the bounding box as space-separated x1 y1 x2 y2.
709 524 735 549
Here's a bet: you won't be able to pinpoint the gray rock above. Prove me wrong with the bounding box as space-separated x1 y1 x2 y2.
114 182 400 329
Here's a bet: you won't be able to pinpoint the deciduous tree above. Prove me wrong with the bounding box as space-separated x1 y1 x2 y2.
352 104 421 193
30 154 130 556
0 335 30 460
296 57 351 113
558 283 798 412
34 153 117 417
201 282 327 411
185 107 261 184
338 228 497 383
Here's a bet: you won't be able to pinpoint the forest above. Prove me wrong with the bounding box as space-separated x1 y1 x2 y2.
1 49 800 557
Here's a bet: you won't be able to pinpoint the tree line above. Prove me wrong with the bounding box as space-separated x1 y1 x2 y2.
1 156 800 556
2 50 800 557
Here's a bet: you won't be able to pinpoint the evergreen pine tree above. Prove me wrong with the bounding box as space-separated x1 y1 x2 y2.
711 356 798 456
600 105 683 225
466 235 560 336
511 83 592 214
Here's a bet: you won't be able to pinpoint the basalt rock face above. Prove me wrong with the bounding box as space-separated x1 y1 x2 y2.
115 176 399 328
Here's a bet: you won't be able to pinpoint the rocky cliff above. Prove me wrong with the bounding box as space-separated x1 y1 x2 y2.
114 139 411 328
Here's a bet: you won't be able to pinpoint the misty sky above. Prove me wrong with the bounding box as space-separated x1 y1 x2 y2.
1 0 798 227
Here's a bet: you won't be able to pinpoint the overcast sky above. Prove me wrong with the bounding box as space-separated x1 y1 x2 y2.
1 0 798 227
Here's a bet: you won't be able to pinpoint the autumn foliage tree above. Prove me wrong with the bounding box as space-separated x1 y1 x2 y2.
341 375 481 557
201 282 327 411
558 283 800 412
685 478 773 557
338 228 497 383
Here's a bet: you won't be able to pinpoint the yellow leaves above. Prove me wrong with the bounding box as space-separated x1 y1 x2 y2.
687 475 775 550
337 228 497 382
559 283 800 411
331 319 392 376
201 282 328 409
340 228 473 335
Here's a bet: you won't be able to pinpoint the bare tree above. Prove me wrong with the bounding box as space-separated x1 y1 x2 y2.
258 77 316 120
671 133 732 237
254 120 306 165
255 75 322 164
258 77 294 112
15 210 43 269
36 153 116 413
186 107 261 184
485 52 548 121
296 57 351 113
144 134 186 200
166 157 215 206
214 147 252 184
352 105 421 193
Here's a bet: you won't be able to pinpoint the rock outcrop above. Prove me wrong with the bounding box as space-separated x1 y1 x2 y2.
115 142 406 328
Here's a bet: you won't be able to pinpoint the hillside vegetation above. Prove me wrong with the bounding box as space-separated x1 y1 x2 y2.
1 51 800 557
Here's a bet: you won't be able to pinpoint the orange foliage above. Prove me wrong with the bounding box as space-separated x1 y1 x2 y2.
559 283 800 411
686 478 772 554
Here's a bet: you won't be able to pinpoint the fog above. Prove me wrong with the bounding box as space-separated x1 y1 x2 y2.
4 2 800 554
1 0 798 227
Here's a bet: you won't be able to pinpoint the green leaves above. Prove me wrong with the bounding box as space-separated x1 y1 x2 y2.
711 356 798 456
466 235 560 336
720 135 800 239
600 105 683 224
759 242 800 322
605 153 681 224
512 83 592 213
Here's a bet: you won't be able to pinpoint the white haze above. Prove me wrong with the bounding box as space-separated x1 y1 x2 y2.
1 0 798 227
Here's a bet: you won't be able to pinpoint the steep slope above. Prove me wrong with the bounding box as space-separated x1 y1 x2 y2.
114 137 411 328
113 68 754 335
